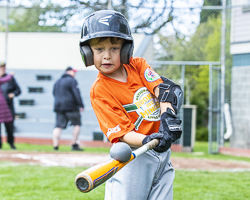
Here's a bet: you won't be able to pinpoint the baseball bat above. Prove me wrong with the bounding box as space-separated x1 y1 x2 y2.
75 139 159 193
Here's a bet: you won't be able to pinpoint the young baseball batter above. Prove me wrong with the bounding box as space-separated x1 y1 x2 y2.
79 10 183 200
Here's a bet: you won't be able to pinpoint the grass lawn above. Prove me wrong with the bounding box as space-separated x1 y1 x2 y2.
174 170 250 200
1 164 249 200
1 142 250 199
0 164 104 200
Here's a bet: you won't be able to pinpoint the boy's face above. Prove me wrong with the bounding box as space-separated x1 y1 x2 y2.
89 37 123 75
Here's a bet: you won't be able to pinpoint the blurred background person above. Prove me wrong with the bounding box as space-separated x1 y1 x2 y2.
0 62 21 149
52 66 84 151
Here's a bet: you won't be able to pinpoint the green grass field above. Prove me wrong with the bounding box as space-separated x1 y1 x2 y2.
1 142 250 200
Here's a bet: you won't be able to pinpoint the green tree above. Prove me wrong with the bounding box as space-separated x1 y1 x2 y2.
8 3 69 32
65 0 178 34
5 0 203 34
200 0 221 23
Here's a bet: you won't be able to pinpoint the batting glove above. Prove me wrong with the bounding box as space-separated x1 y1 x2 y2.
142 108 182 153
160 108 182 142
142 132 172 153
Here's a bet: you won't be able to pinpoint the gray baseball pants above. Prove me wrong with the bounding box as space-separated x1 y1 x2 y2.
104 148 174 200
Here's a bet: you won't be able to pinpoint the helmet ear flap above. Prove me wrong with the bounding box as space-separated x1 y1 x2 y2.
80 44 94 67
120 42 134 64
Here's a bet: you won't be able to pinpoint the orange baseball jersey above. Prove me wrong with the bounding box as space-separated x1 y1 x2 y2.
90 57 163 143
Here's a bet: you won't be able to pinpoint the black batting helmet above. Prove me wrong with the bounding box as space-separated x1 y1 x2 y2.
79 10 134 67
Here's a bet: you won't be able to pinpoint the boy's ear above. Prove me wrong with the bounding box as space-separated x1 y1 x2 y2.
120 42 134 64
80 44 94 67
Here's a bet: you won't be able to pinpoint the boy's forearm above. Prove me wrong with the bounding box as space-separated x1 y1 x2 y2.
120 131 146 148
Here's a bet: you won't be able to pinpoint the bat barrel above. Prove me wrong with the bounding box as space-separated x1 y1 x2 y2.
75 173 93 193
75 177 90 192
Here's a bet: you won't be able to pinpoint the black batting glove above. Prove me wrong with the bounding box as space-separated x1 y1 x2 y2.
142 108 182 153
160 108 182 142
142 132 172 153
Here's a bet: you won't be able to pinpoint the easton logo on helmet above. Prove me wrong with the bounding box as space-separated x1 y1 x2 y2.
98 15 112 26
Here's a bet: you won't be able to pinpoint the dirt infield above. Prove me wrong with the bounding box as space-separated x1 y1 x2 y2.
1 151 250 171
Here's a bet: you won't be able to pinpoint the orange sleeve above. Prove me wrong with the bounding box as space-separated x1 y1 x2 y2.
129 57 163 95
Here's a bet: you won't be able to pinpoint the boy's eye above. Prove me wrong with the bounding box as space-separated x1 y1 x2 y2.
95 48 103 51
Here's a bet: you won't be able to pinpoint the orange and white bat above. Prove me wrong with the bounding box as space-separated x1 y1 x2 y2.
75 139 159 193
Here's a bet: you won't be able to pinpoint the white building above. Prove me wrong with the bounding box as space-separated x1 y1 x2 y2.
230 0 250 149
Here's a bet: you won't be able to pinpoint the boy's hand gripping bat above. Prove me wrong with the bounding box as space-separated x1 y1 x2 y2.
75 139 159 193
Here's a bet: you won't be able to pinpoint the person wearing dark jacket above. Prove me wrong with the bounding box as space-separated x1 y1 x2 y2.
0 62 21 149
52 66 84 151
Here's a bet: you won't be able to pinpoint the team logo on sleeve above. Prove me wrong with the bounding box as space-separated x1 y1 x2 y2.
107 125 121 137
144 68 160 82
123 87 160 130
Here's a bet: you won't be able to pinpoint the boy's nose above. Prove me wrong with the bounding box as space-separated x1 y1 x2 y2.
103 50 111 59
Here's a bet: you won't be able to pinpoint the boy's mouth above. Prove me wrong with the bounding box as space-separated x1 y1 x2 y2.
102 63 112 68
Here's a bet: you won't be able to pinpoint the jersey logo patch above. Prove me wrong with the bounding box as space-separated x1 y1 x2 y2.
144 68 160 82
107 125 121 137
123 87 160 130
98 15 112 26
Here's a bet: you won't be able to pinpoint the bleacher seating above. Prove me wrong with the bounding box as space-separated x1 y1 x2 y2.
12 69 99 141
